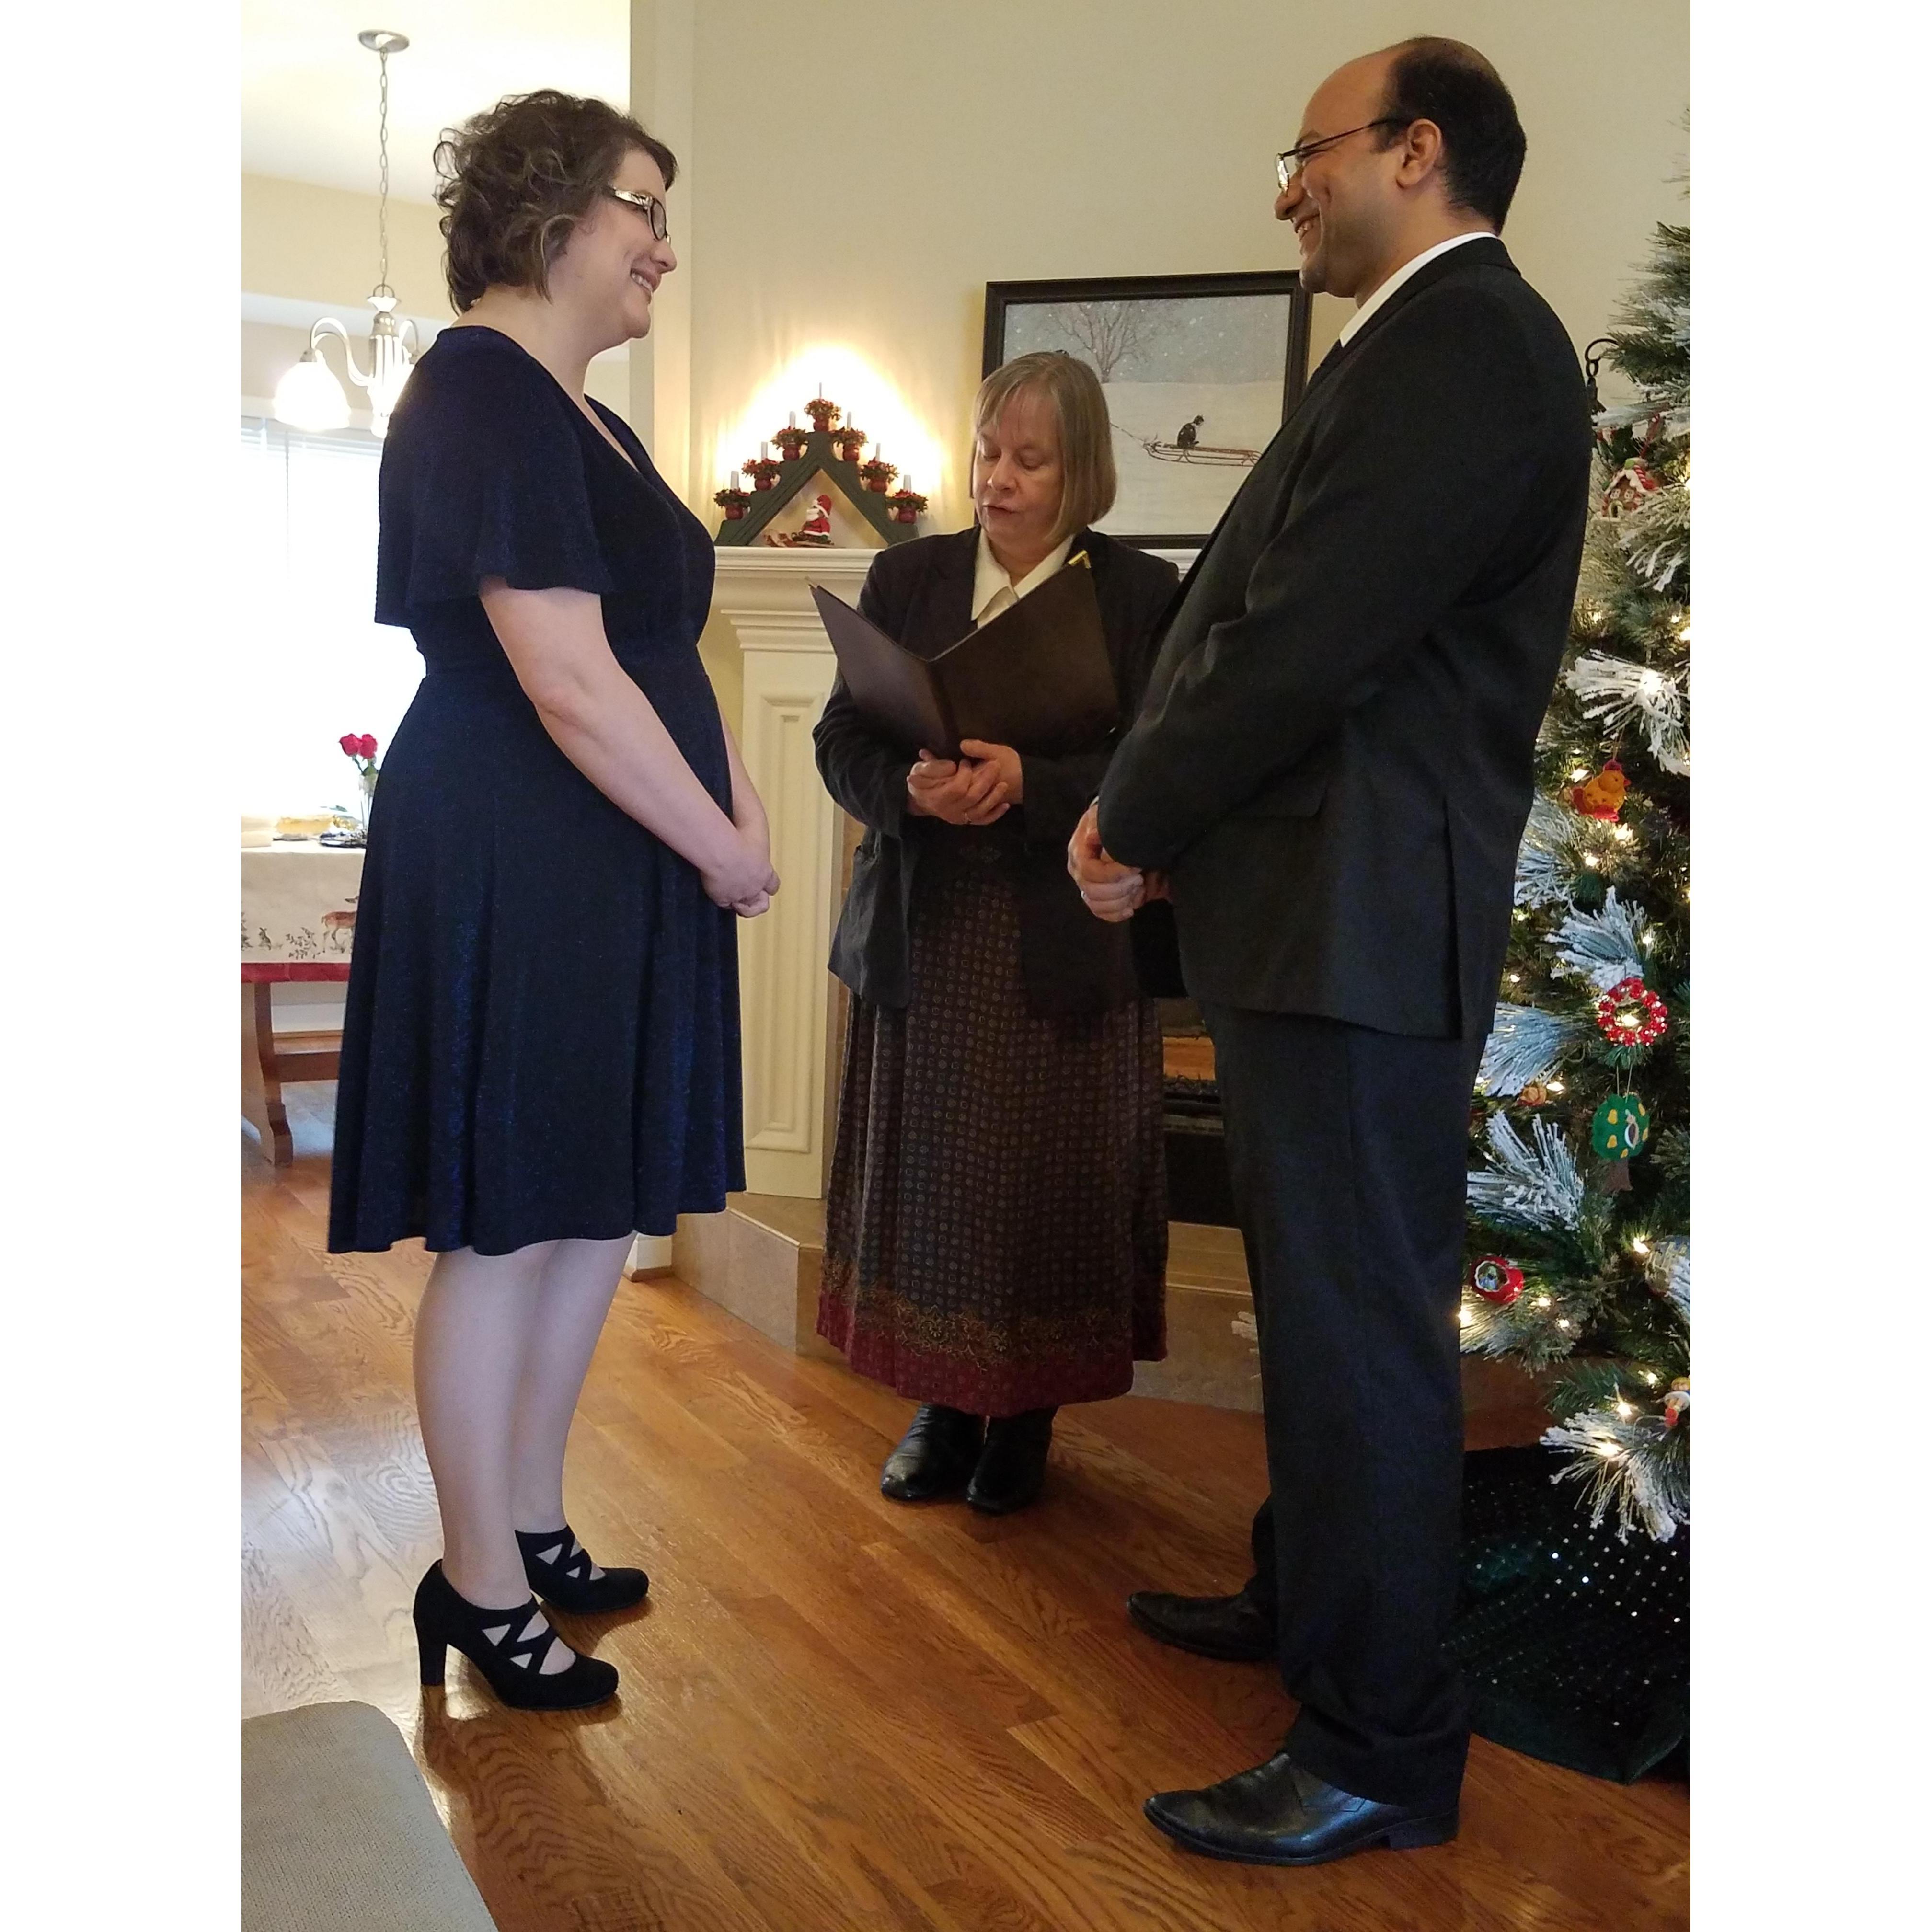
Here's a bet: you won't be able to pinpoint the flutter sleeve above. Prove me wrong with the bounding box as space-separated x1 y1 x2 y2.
375 342 616 622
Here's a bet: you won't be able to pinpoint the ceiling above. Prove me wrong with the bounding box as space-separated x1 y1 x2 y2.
242 0 628 204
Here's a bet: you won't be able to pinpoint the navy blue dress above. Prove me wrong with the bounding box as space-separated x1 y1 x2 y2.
328 325 744 1256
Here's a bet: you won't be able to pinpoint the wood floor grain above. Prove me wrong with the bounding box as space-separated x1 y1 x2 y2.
244 1088 1689 1931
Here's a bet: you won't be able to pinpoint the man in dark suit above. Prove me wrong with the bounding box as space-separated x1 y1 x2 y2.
1070 38 1592 1867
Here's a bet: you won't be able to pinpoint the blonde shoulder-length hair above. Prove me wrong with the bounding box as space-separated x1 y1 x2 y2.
971 351 1117 542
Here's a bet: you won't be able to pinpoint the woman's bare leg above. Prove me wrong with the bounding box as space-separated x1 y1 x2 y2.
509 1234 634 1568
414 1240 577 1671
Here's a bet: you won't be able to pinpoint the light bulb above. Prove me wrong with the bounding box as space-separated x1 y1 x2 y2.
1615 1400 1635 1420
1570 768 1590 782
1507 972 1522 984
1639 669 1666 698
1547 1081 1566 1095
273 350 351 432
1458 1305 1474 1328
1631 1236 1652 1257
1556 1318 1573 1331
1583 855 1600 870
1613 826 1634 843
1532 1293 1552 1310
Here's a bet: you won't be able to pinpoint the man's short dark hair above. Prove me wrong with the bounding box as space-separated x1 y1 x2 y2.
1379 38 1526 230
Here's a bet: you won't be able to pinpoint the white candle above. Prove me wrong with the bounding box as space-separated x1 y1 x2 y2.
788 411 797 429
902 474 912 493
761 441 770 460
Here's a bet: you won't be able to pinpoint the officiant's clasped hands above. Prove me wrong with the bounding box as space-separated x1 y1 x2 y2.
904 739 1021 825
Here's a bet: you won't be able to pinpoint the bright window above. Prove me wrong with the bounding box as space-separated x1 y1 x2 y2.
238 415 424 816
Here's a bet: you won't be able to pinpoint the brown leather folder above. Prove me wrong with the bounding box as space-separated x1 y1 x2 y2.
810 553 1121 758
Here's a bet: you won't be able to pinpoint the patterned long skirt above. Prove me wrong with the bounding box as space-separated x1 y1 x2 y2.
818 842 1167 1415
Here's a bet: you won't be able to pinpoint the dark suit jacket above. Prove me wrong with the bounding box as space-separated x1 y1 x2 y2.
1097 238 1592 1039
815 526 1180 1015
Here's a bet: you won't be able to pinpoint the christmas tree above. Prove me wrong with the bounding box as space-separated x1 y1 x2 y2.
1461 224 1690 1541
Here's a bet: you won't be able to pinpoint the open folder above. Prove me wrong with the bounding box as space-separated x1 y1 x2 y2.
810 553 1121 759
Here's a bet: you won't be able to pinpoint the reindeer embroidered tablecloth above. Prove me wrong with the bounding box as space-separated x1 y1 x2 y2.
241 840 365 980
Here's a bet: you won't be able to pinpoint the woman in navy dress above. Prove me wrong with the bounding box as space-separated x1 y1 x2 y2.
328 92 775 1710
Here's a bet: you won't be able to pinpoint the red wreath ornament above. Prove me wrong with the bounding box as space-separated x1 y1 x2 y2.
1596 976 1668 1048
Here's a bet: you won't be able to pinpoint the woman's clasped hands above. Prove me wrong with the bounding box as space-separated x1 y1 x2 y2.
702 828 780 917
905 740 1023 826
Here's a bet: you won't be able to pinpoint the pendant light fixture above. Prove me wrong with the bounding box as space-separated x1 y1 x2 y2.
272 31 417 438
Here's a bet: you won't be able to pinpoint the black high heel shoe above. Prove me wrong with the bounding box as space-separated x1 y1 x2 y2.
413 1561 619 1710
516 1525 648 1615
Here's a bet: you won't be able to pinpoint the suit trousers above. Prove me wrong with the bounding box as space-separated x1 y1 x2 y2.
1200 1004 1486 1809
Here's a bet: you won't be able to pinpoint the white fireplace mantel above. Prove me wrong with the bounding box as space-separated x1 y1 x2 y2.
710 545 878 1197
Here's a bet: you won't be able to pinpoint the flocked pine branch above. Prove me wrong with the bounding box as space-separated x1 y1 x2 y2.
1647 1237 1690 1319
1596 224 1690 437
1567 652 1690 775
1619 477 1690 593
1514 795 1586 908
1467 1115 1585 1234
1479 1002 1595 1096
1543 1407 1690 1541
1553 889 1653 991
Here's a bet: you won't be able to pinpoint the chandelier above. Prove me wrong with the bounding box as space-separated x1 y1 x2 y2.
273 31 418 439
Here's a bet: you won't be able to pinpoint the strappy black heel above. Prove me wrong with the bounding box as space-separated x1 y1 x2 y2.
413 1561 619 1709
516 1525 648 1615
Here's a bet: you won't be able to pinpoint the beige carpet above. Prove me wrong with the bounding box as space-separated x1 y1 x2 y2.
242 1702 497 1932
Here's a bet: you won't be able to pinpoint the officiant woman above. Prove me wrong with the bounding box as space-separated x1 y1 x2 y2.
813 351 1178 1514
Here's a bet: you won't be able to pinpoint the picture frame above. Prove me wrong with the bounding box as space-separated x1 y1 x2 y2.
981 271 1313 550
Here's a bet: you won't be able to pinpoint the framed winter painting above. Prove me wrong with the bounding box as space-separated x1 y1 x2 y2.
981 271 1313 549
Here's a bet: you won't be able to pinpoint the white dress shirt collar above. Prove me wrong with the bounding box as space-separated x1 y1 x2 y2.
1337 230 1494 347
971 529 1076 625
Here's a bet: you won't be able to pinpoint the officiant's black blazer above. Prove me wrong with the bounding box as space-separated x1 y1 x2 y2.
814 526 1179 1015
1098 238 1593 1039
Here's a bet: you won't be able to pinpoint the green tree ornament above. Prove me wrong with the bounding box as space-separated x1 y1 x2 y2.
1590 1093 1651 1162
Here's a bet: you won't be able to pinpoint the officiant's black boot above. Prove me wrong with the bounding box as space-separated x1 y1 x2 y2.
881 1403 984 1501
1127 1585 1276 1662
967 1408 1056 1515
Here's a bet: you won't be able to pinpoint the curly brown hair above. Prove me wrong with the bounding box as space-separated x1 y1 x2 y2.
434 90 678 312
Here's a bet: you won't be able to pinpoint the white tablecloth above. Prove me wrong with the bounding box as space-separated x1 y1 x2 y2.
242 841 366 970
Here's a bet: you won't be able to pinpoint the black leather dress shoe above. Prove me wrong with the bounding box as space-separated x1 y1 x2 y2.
1145 1752 1458 1867
1127 1587 1276 1662
881 1404 984 1501
966 1408 1056 1514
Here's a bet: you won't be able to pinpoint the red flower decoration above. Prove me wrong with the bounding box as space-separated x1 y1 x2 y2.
339 734 363 757
358 734 378 760
1595 975 1668 1048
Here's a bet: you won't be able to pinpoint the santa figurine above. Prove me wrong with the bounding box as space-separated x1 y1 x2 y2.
794 494 834 545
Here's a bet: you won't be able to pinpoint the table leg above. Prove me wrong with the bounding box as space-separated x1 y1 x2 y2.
242 982 295 1167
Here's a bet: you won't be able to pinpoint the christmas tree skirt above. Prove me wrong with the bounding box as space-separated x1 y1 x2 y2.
1449 1446 1688 1783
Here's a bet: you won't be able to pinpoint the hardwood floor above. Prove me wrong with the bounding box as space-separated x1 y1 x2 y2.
244 1089 1690 1932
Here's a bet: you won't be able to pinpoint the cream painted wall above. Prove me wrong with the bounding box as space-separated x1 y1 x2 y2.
632 0 1686 543
243 173 451 322
241 172 632 415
